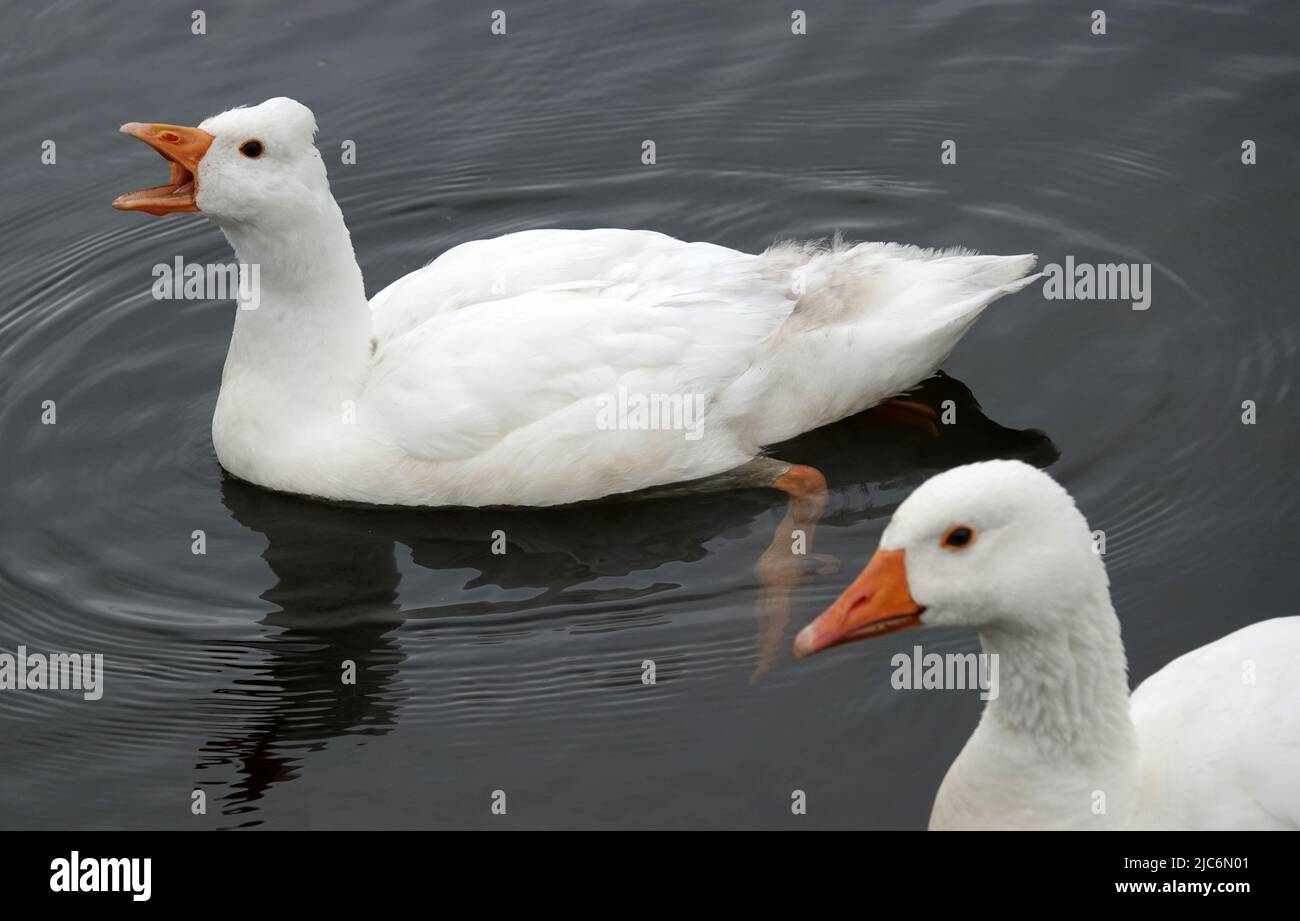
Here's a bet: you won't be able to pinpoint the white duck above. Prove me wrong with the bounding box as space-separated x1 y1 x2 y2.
794 460 1300 830
114 97 1040 507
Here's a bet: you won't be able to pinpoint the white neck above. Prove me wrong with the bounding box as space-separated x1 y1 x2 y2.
930 578 1141 829
217 195 373 413
208 194 375 489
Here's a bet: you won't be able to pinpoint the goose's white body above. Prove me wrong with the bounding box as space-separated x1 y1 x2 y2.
293 230 1034 506
216 225 1037 507
118 98 1040 507
1128 618 1300 829
794 461 1300 830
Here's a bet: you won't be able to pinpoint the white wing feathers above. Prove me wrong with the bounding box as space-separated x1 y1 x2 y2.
365 230 795 463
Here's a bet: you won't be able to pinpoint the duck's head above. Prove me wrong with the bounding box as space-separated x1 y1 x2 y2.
794 460 1103 657
113 97 327 226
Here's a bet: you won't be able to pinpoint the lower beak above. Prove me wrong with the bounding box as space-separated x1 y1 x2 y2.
793 548 924 657
113 122 214 215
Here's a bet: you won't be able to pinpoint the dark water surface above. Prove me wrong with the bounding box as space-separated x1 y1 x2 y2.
1 0 1297 828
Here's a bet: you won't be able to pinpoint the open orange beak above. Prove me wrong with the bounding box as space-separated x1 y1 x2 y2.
112 122 214 215
793 548 924 657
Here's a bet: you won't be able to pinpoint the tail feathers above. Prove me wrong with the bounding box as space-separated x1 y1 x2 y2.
904 252 1040 329
761 239 1040 328
936 253 1040 294
926 258 1040 333
1001 269 1044 294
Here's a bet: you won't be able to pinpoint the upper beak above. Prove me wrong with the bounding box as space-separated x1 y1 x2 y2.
113 122 214 215
793 548 924 657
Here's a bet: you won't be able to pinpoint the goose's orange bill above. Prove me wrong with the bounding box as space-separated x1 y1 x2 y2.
793 548 924 657
113 122 214 215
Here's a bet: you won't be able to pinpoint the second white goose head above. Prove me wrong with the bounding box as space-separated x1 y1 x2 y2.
794 460 1108 656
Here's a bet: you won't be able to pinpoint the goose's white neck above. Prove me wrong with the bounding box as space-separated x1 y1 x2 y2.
221 198 372 397
930 576 1140 829
979 585 1133 751
210 197 374 484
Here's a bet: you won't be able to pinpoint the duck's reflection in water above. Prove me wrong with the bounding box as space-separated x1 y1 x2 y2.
197 372 1056 825
195 498 406 827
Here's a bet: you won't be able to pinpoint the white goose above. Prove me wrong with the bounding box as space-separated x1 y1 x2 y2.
114 97 1039 507
794 460 1300 830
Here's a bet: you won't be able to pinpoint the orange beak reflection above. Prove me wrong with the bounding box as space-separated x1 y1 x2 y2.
793 548 924 657
113 122 214 215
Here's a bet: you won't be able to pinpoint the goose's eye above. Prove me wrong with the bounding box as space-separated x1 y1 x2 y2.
942 525 975 551
239 140 264 159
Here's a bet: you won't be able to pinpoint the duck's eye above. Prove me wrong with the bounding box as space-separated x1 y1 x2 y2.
942 525 975 550
239 140 264 159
